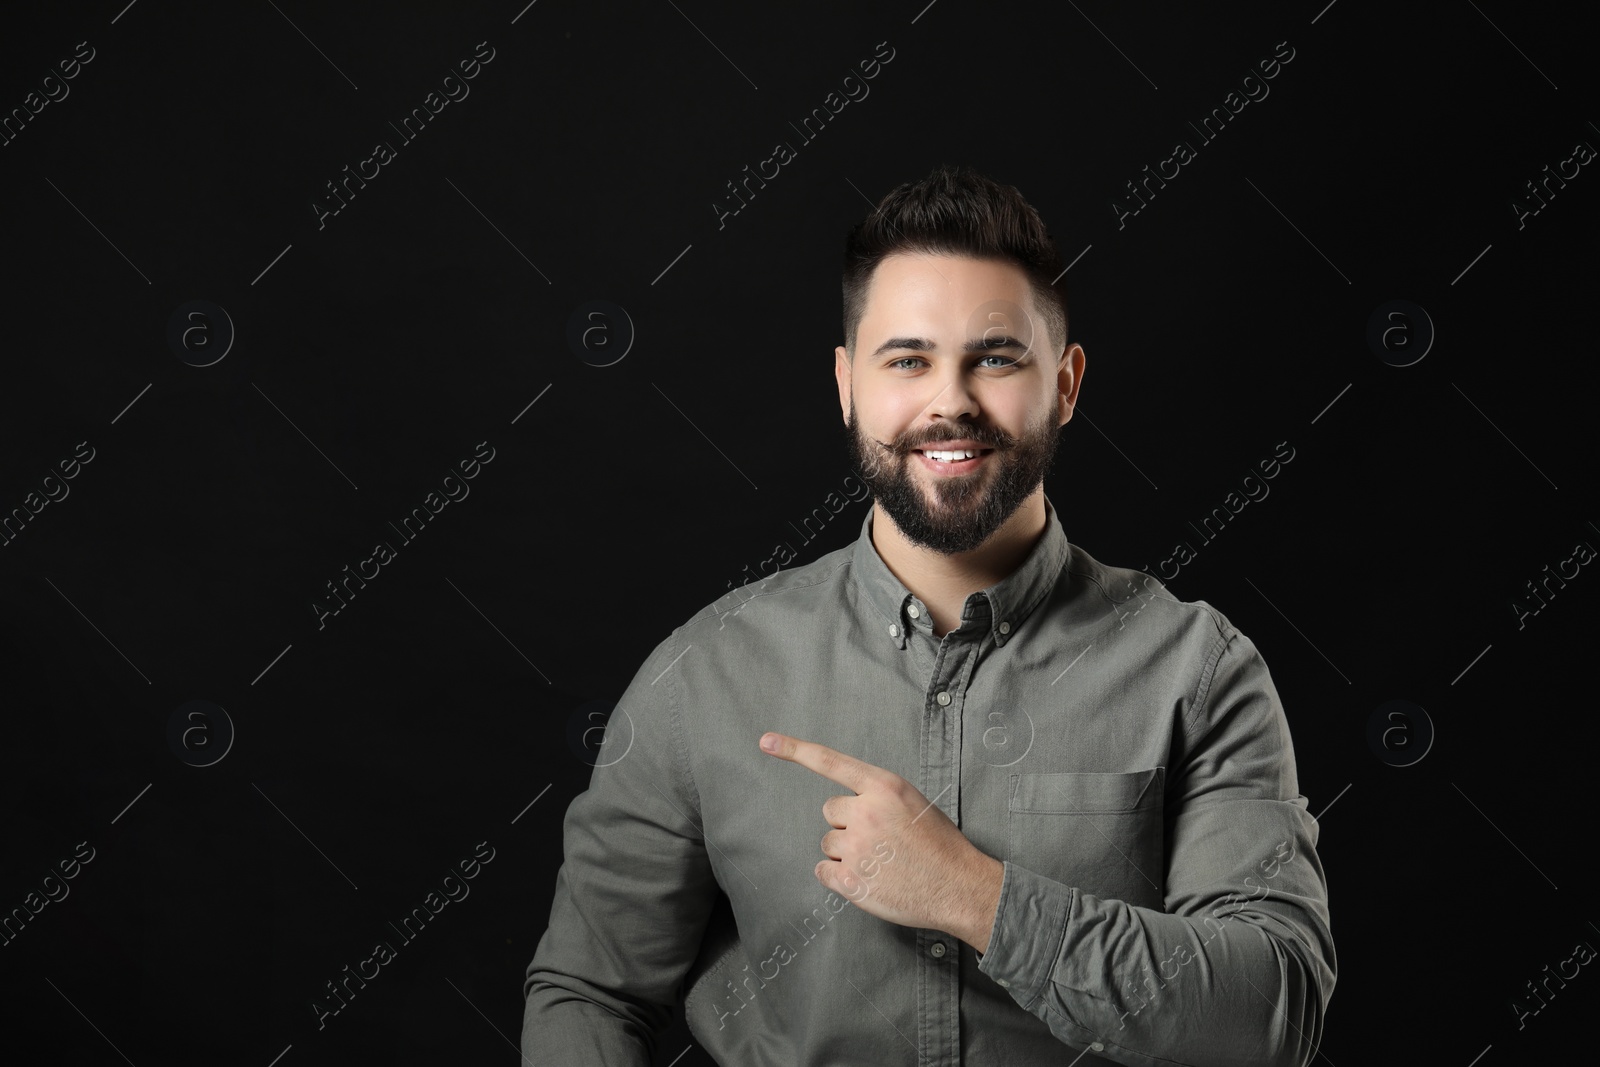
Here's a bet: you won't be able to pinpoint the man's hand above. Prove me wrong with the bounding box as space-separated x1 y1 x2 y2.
759 731 1004 953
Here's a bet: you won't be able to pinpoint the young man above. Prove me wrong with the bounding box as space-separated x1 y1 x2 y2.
522 164 1335 1065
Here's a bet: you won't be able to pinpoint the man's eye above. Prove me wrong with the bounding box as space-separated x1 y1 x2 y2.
889 356 1018 370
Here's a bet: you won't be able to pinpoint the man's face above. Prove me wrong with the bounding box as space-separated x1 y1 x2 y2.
835 252 1083 555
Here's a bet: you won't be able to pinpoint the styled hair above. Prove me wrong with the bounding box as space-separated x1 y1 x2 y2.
841 163 1069 358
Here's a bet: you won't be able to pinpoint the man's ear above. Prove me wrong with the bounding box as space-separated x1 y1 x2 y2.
1057 343 1085 424
835 345 853 426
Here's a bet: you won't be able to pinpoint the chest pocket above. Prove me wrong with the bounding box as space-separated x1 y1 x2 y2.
1006 769 1166 910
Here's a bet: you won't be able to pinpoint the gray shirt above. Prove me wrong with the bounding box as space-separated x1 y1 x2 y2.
522 497 1335 1066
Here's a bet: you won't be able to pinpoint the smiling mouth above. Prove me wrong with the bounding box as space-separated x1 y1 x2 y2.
914 447 994 474
916 447 992 457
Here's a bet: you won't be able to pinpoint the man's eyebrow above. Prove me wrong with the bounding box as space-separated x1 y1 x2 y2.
870 335 1031 357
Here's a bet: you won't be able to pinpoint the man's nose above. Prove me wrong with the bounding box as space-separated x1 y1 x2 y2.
920 371 979 422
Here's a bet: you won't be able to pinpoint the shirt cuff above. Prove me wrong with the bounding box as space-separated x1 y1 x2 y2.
975 860 1075 1010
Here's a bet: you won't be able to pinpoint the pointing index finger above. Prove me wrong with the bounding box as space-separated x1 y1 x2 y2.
759 732 878 793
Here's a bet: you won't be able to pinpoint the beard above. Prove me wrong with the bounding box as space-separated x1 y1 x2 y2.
842 398 1062 555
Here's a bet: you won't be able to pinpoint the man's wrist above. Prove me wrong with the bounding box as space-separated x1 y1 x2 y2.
945 850 1004 954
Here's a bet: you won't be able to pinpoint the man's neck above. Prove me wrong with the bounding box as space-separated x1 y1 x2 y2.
870 493 1050 638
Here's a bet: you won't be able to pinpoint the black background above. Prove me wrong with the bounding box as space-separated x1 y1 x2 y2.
1 1 1595 1064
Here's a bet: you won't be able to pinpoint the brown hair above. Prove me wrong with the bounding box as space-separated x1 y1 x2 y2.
841 163 1069 358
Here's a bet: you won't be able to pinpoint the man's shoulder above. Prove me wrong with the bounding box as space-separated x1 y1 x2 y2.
611 545 857 718
674 540 858 641
1061 539 1240 646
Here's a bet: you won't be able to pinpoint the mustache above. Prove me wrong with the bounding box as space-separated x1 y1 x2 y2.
894 429 1011 454
841 403 1015 456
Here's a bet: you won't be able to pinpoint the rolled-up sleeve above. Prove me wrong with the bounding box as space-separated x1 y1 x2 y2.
521 628 719 1065
977 624 1337 1067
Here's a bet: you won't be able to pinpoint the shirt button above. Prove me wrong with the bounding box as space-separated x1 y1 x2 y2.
907 604 921 619
928 941 947 958
996 978 1010 988
935 690 952 706
998 620 1011 634
888 623 899 637
1090 1042 1104 1052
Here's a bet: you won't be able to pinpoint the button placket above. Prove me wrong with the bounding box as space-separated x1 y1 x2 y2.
918 629 971 1067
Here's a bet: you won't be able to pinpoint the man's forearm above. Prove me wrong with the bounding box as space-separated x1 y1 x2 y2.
979 863 1334 1067
521 976 657 1066
939 848 1005 954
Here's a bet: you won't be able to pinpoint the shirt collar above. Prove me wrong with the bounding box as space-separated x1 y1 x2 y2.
850 496 1071 650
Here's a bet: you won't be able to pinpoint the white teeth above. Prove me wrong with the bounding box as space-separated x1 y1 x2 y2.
924 449 980 462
